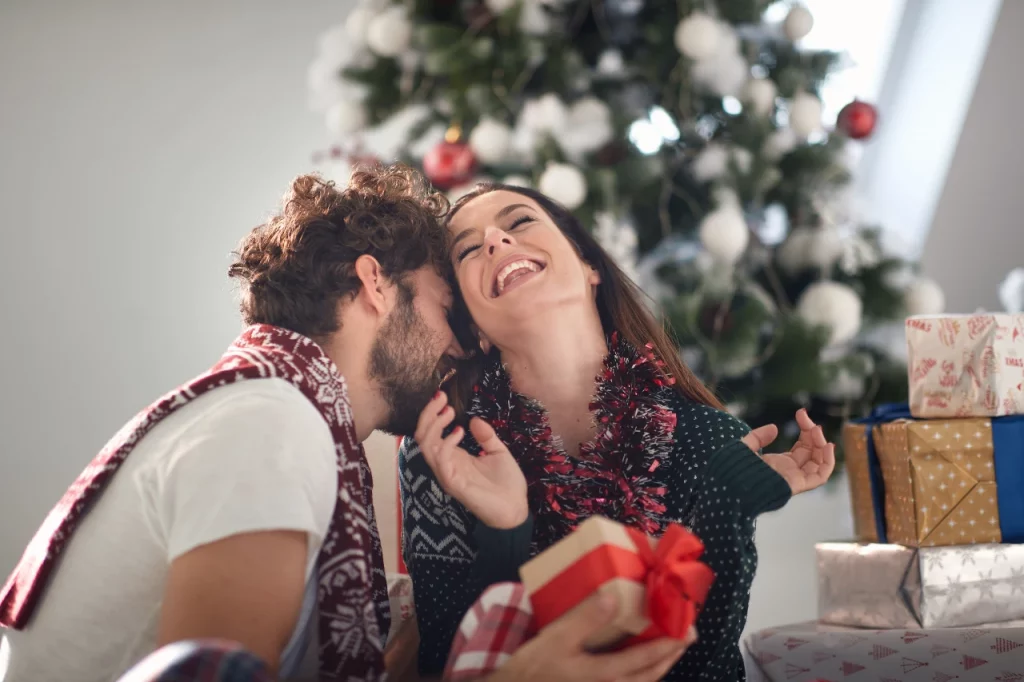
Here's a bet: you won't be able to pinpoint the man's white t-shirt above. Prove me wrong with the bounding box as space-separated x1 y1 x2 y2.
0 378 338 682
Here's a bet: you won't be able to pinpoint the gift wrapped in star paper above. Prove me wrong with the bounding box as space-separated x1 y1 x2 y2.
873 417 1024 546
906 313 1024 419
817 542 1024 629
842 422 880 543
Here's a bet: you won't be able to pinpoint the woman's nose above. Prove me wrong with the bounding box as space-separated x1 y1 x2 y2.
483 226 514 255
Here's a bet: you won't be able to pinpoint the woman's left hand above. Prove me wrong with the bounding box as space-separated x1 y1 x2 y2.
740 409 836 495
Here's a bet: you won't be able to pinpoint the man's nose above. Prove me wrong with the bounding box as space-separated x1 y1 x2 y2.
446 335 468 360
483 226 514 256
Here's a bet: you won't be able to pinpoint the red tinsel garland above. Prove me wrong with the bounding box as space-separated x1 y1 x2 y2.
468 334 678 550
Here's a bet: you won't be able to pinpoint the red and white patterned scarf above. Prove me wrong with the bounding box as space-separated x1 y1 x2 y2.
0 325 389 680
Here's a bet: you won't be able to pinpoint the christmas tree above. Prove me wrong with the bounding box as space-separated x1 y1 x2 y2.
306 0 946 462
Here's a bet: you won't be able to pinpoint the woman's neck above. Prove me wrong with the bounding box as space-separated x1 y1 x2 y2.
497 306 607 454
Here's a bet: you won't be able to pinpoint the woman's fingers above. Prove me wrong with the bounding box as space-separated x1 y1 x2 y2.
413 392 456 464
741 424 779 453
469 416 509 456
433 425 467 487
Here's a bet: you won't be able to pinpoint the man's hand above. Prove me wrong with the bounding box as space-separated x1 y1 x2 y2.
487 593 695 682
741 408 836 495
156 530 308 675
414 392 529 529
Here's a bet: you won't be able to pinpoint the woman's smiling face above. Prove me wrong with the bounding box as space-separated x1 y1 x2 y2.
445 190 599 343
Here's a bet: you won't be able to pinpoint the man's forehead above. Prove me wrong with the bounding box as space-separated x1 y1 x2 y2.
410 267 454 301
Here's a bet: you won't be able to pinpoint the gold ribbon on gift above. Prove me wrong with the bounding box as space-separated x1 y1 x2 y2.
873 419 1001 547
842 423 879 543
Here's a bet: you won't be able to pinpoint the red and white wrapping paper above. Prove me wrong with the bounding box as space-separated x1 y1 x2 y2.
907 313 1024 418
743 620 1024 682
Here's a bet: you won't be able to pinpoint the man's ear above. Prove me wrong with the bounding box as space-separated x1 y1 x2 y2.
353 255 391 316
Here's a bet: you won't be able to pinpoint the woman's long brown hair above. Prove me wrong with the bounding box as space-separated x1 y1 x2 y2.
442 183 724 418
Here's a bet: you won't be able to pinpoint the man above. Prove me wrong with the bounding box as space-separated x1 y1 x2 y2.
0 165 688 682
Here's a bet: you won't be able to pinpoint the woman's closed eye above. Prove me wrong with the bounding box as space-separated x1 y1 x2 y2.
455 216 535 263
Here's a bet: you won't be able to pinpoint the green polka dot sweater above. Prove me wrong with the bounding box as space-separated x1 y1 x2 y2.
399 360 791 681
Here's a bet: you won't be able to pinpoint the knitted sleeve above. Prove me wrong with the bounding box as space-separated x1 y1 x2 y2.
662 404 791 682
397 437 485 676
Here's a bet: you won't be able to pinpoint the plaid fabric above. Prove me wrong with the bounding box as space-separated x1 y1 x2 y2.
443 583 535 681
116 641 272 682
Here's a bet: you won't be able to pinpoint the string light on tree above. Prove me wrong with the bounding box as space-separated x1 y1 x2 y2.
423 127 477 190
837 100 879 140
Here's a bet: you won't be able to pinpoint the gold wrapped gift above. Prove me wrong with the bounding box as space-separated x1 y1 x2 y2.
873 418 1001 547
842 422 879 543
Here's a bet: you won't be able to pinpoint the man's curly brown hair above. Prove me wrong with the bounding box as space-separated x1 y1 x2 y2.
228 164 451 339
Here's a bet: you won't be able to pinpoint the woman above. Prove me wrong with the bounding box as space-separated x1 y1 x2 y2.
399 184 834 681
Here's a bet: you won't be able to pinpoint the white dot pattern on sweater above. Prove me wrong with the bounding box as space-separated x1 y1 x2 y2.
399 397 790 681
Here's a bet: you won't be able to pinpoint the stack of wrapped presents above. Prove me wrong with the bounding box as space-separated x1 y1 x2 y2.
746 313 1024 681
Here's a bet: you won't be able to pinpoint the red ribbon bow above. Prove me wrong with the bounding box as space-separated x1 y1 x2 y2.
628 523 715 640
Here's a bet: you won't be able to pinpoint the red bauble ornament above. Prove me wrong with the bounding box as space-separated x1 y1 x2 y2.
837 100 878 140
423 140 477 190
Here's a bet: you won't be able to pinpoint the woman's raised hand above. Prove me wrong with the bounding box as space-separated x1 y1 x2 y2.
414 392 530 529
740 409 836 495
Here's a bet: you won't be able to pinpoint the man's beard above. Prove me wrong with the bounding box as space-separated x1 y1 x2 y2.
369 286 448 437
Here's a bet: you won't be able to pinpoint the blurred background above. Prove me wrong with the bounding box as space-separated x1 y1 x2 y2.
1 0 1022 635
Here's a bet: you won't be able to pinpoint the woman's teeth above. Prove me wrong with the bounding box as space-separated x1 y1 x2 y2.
496 260 541 295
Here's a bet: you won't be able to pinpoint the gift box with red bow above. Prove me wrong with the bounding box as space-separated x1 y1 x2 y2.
518 515 714 650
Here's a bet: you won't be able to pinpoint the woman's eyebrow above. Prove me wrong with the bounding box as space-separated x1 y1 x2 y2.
450 203 533 250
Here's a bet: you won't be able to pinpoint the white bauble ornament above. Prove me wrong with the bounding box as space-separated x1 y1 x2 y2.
999 267 1024 313
560 97 614 156
502 174 532 187
692 51 748 97
484 0 517 13
519 1 552 35
783 5 814 41
520 93 568 134
904 277 946 316
344 6 376 45
699 205 749 265
797 281 863 346
732 147 753 174
776 227 813 273
597 49 626 77
366 6 412 57
325 100 367 137
743 78 777 116
674 12 721 60
692 144 729 182
763 127 798 160
538 163 587 209
468 118 513 165
789 92 823 137
713 186 741 209
804 226 844 269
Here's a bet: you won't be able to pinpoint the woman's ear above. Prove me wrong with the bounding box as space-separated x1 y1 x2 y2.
586 263 602 286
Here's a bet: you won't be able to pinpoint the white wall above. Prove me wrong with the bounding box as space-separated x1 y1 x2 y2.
0 0 358 574
920 0 1024 311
